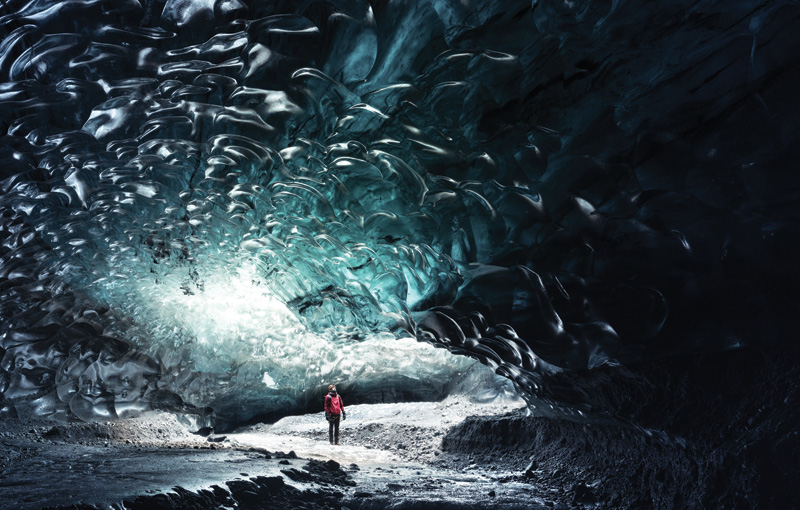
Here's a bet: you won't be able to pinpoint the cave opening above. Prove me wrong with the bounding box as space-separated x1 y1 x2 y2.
1 0 799 508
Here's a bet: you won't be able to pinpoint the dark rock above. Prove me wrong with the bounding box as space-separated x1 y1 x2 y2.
193 427 213 437
226 479 261 505
571 482 595 505
42 426 63 438
127 493 175 510
247 447 272 458
252 476 286 493
281 468 315 484
524 459 538 477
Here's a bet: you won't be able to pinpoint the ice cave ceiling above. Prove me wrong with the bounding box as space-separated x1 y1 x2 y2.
0 0 798 428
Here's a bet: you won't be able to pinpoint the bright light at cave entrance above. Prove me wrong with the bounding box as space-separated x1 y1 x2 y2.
108 259 478 399
150 264 302 349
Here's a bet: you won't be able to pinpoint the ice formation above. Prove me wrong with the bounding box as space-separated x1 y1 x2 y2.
1 0 798 428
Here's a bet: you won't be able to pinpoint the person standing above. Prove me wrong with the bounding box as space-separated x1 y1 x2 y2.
324 384 346 445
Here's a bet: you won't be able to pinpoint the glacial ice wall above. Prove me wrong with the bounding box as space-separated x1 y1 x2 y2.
1 0 798 427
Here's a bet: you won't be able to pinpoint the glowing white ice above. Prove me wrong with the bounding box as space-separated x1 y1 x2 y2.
100 258 477 404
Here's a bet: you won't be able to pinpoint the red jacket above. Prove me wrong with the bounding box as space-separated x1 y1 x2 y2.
324 393 344 415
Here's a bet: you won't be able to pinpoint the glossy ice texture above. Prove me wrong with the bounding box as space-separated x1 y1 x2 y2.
1 0 798 426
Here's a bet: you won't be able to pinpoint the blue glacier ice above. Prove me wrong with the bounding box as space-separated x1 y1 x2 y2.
1 0 798 429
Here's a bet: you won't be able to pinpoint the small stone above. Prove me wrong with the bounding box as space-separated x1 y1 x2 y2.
571 482 596 504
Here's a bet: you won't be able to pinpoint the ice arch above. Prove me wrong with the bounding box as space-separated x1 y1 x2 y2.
1 0 798 428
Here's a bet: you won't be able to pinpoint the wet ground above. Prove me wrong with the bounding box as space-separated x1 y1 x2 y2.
3 382 789 509
0 398 563 509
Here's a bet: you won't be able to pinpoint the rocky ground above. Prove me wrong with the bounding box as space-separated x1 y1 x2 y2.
1 393 668 510
0 402 686 510
1 396 566 510
1 349 798 510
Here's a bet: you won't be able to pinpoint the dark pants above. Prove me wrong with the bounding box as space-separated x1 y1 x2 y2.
328 416 340 443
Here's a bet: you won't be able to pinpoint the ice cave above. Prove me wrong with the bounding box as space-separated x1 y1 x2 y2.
0 0 798 508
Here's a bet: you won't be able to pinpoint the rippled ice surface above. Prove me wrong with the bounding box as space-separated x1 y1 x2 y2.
1 0 530 426
1 0 799 427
